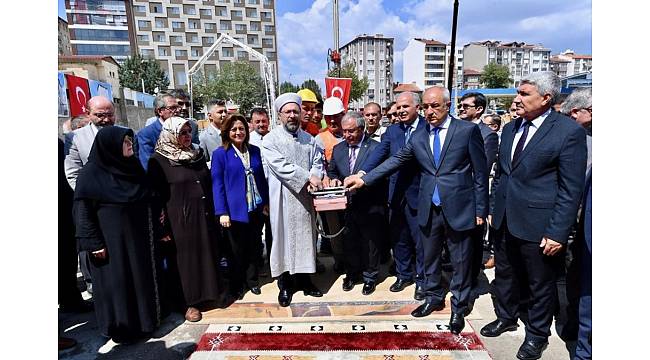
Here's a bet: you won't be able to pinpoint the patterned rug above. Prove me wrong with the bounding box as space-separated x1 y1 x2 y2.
189 320 492 359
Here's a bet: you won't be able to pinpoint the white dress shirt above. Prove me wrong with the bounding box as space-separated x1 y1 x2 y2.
428 115 451 155
511 108 551 161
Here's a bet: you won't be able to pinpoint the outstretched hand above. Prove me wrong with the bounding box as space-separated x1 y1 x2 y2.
344 175 365 190
308 175 323 192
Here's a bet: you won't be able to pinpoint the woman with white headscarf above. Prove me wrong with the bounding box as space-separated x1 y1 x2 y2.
147 117 228 322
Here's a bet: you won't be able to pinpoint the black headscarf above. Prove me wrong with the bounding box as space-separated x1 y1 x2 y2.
74 126 149 203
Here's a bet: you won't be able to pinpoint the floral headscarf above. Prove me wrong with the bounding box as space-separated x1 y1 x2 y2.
154 117 200 162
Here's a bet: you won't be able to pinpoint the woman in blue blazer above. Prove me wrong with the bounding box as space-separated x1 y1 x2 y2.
211 114 269 297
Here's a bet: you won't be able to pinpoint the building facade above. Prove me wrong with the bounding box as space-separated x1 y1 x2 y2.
402 38 447 91
550 49 592 78
463 40 551 87
64 0 134 63
339 34 394 109
59 17 73 56
59 55 122 97
131 0 279 89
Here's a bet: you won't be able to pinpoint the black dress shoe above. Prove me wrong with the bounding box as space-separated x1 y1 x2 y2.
480 319 518 337
411 300 444 317
342 277 359 292
389 278 414 292
278 289 292 307
250 286 261 295
516 338 548 360
449 312 465 334
362 281 376 295
303 284 323 297
414 285 425 301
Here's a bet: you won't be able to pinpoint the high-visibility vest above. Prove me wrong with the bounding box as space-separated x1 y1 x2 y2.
317 130 340 162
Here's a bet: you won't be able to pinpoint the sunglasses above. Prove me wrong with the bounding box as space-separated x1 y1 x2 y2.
388 112 397 117
458 104 476 110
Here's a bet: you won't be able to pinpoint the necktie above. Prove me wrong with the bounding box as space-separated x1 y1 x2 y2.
431 127 442 206
349 145 358 173
512 121 532 164
404 124 413 144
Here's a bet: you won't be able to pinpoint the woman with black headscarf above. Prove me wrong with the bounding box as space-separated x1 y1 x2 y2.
73 126 158 344
148 117 227 323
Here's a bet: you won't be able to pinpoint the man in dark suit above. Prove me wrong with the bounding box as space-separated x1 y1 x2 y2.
325 112 387 295
480 72 587 360
358 91 427 300
346 86 489 334
458 92 499 293
136 93 179 171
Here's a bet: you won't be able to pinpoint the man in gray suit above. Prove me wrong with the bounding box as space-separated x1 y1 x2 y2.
64 96 115 189
199 99 227 164
63 95 116 296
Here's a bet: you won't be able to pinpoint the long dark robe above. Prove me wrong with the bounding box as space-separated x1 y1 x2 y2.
74 126 158 338
148 151 225 307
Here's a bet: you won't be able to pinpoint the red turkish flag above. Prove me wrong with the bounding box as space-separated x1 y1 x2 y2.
325 77 352 111
65 74 91 117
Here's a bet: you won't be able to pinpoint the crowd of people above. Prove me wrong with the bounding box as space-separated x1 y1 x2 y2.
59 71 592 360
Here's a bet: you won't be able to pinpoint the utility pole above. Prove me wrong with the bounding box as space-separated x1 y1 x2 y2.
328 0 341 77
447 0 459 95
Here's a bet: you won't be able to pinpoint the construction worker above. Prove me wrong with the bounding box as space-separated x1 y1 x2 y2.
297 89 322 136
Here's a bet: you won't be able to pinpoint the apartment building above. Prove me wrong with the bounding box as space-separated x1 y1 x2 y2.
64 0 134 63
402 38 448 91
463 40 551 87
59 17 73 56
550 49 592 78
339 34 394 109
131 0 279 89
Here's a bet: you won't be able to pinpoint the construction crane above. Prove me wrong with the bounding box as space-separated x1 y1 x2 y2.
186 33 278 127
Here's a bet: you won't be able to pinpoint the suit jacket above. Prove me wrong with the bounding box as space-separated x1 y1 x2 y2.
489 110 587 244
64 123 100 189
327 137 387 217
478 121 499 171
136 119 163 171
362 116 426 210
199 124 222 163
363 117 489 232
211 144 269 223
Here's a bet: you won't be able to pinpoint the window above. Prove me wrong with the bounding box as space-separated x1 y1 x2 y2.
247 9 258 18
175 70 187 86
140 49 155 57
188 20 200 29
203 36 214 45
264 25 273 32
264 0 272 5
261 11 271 20
216 8 226 16
184 6 196 15
232 10 243 17
158 47 169 56
205 22 216 29
247 35 259 44
151 4 162 13
169 7 180 15
262 38 273 47
236 24 246 31
191 48 201 57
237 51 247 60
248 0 259 4
137 34 149 42
200 8 212 16
71 29 129 41
153 33 165 42
188 34 199 43
137 20 150 29
222 48 234 57
75 43 131 56
220 21 231 30
250 22 261 31
170 35 183 43
155 19 165 28
134 5 146 12
172 21 183 29
367 59 374 67
175 49 187 57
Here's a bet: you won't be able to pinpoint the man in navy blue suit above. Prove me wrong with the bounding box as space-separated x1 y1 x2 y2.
480 72 587 360
324 111 387 295
356 91 427 300
345 86 489 334
136 93 179 171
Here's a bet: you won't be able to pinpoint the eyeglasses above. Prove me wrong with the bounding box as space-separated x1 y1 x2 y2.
92 112 114 118
388 112 397 117
164 105 180 111
581 107 592 114
177 101 189 107
458 104 476 110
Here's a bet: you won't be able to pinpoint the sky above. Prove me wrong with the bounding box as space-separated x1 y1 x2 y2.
59 0 592 89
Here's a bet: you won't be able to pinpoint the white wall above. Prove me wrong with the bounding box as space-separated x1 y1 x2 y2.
402 39 425 90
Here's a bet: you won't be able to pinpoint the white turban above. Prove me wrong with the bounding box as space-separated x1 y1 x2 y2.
274 92 302 113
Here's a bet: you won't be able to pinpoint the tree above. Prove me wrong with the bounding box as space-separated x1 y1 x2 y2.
327 62 369 102
279 81 299 94
300 79 323 102
480 62 512 88
192 61 266 116
118 54 169 94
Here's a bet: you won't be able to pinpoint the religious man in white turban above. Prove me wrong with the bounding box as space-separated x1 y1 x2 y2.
262 92 325 307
